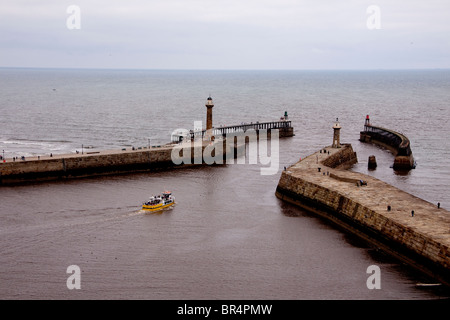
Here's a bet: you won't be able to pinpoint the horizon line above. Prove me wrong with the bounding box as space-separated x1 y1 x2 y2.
1 66 449 72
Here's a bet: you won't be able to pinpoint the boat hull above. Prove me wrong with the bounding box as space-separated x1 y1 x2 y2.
142 201 174 212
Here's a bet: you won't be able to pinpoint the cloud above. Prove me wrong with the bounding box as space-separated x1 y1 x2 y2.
0 0 449 69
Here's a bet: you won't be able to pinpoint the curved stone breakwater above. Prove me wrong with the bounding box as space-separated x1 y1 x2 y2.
276 144 450 286
359 118 415 170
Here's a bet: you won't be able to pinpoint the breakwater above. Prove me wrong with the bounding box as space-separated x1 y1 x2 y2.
0 145 177 184
359 116 415 170
0 140 238 184
275 144 450 286
0 123 291 184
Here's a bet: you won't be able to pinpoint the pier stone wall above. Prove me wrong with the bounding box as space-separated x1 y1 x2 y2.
0 139 239 183
0 147 178 183
320 144 357 169
360 125 414 170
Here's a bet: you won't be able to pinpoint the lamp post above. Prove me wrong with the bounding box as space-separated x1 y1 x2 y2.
2 149 4 162
82 144 84 155
148 138 151 149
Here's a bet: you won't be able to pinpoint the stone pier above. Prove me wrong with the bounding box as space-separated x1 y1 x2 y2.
0 140 234 184
359 115 415 170
276 144 450 286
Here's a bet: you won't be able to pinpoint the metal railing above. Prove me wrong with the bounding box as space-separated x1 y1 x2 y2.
189 121 292 140
363 124 412 156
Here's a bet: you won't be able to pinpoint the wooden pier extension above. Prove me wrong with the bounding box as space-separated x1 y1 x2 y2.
172 120 294 143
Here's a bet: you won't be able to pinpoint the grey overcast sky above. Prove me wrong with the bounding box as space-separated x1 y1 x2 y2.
1 0 449 70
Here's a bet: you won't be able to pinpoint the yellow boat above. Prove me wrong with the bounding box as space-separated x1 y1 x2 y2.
142 191 175 212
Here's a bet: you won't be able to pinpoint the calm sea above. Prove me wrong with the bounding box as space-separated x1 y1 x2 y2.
1 68 449 299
